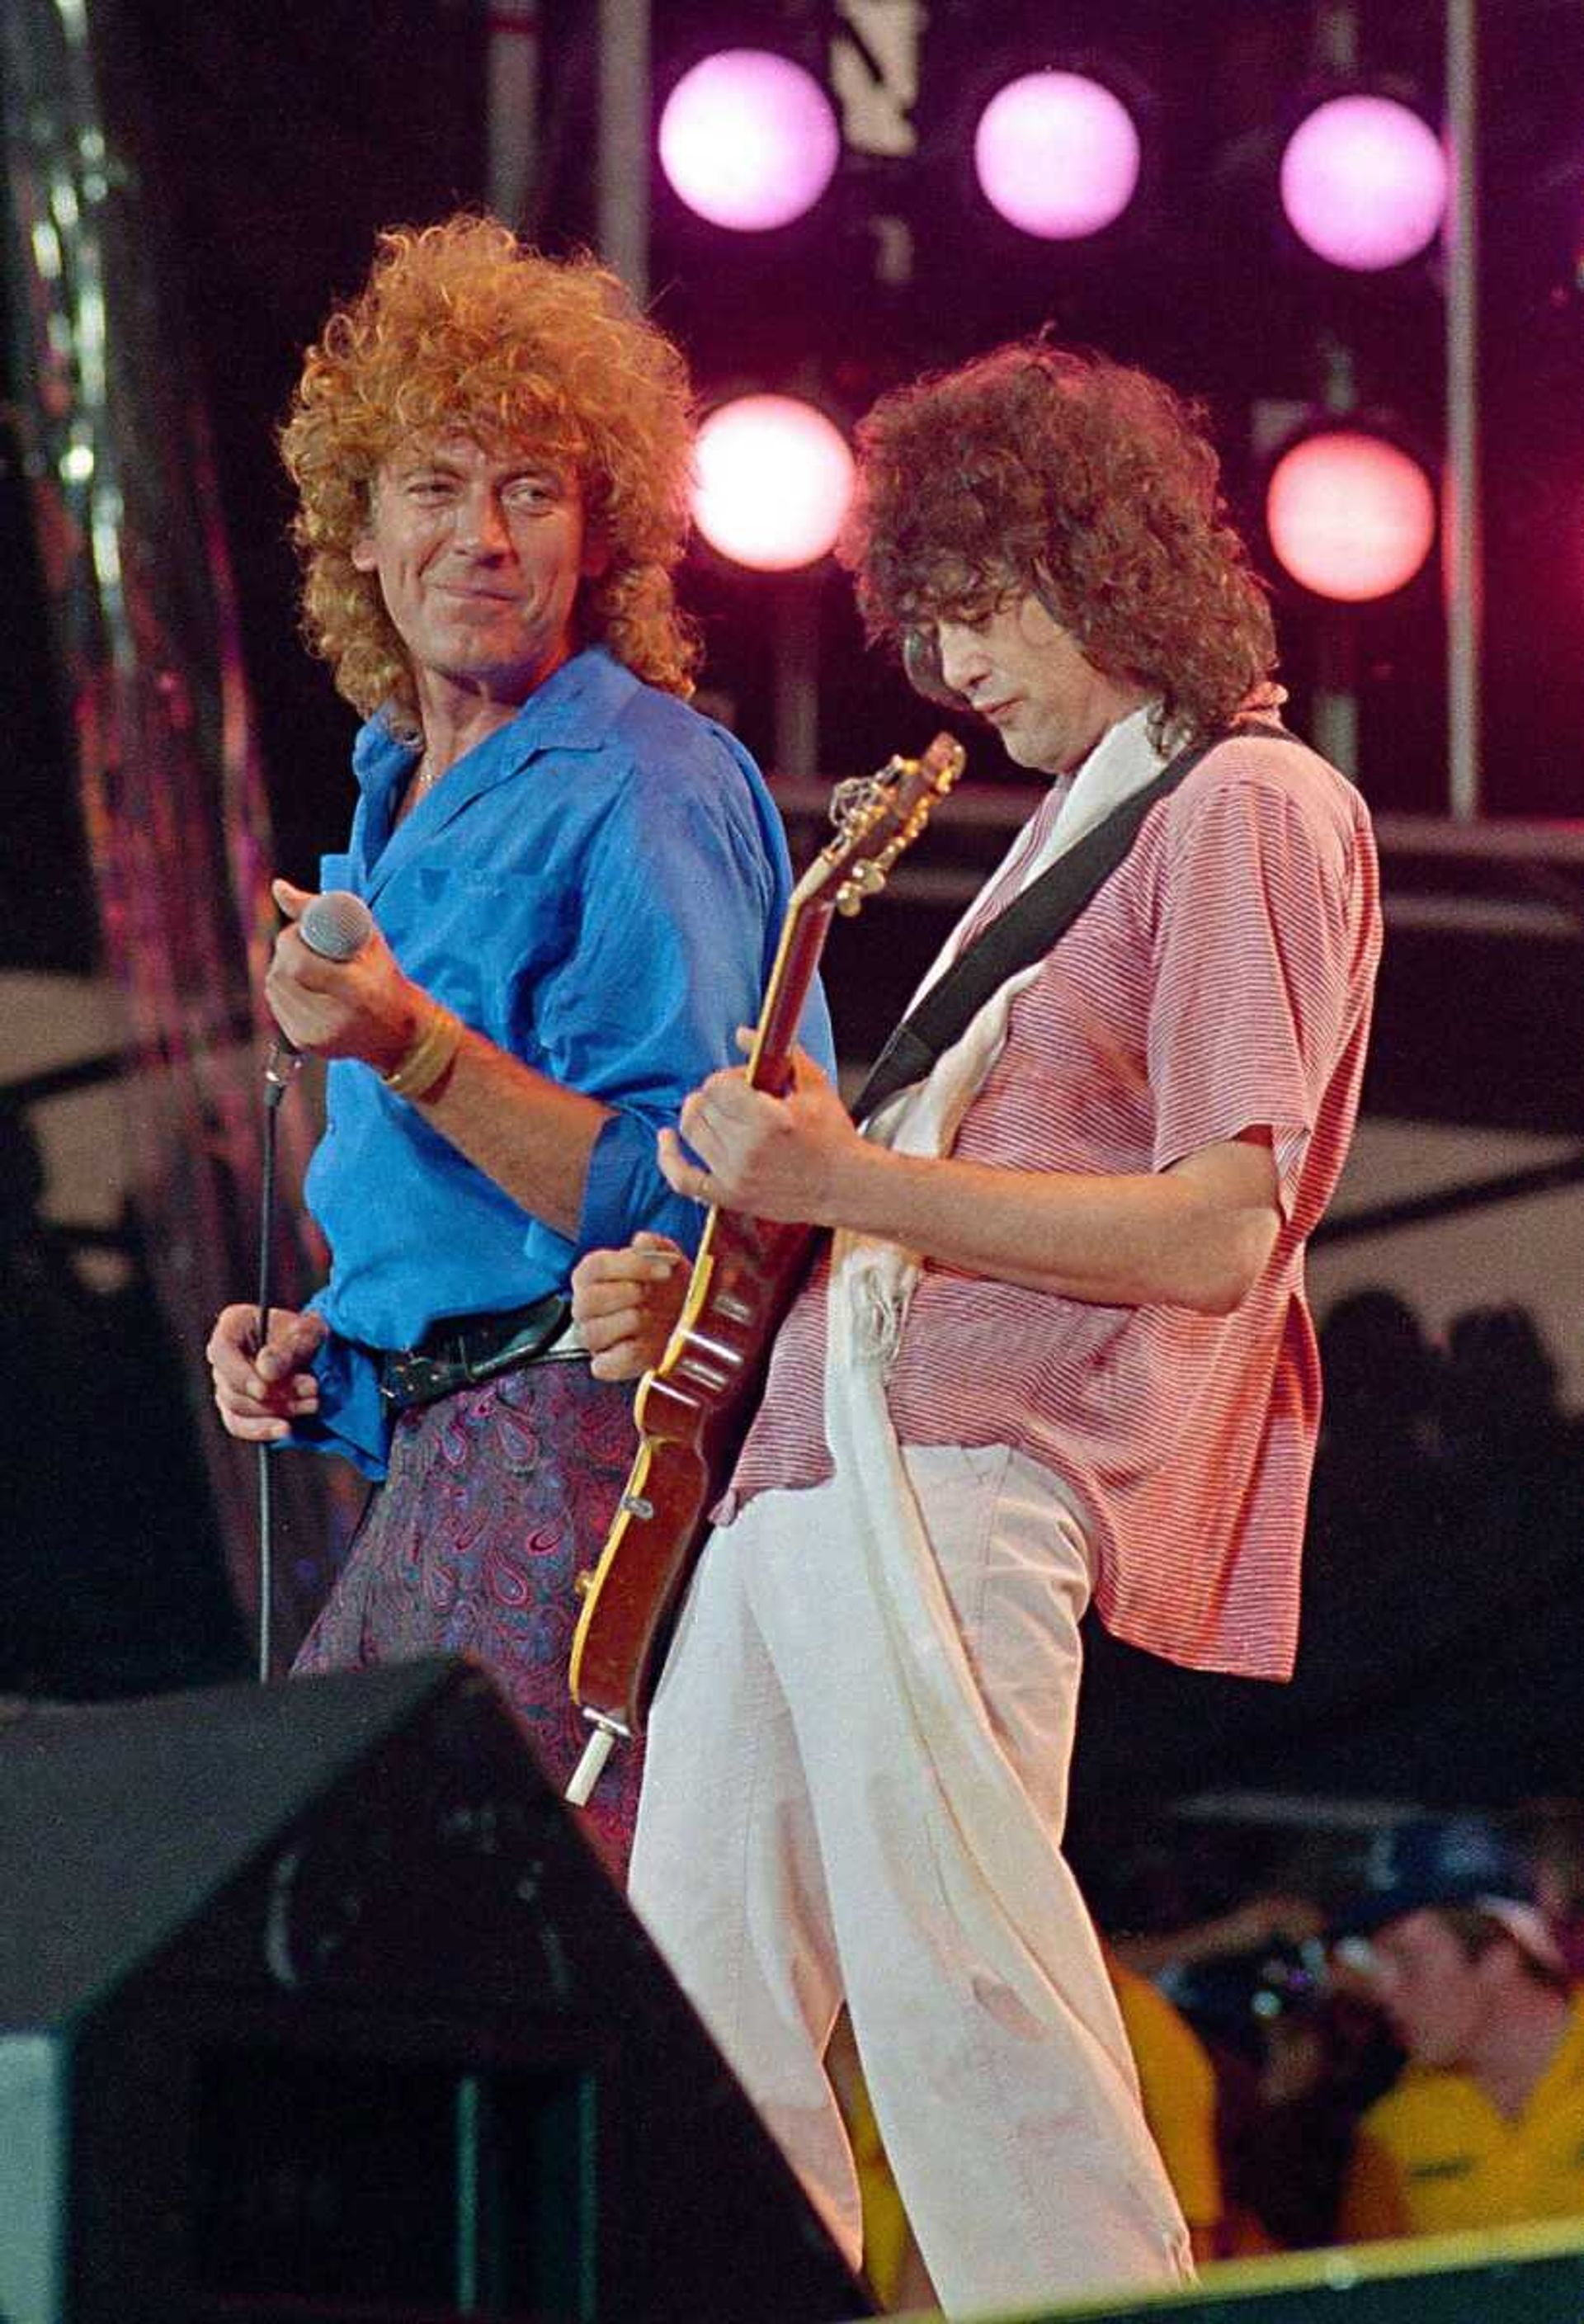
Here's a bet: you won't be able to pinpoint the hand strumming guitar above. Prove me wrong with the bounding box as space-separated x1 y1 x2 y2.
657 1030 870 1227
573 1029 865 1384
570 1232 691 1381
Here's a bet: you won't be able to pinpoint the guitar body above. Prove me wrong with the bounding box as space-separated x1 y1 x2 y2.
568 732 964 1763
569 1208 817 1737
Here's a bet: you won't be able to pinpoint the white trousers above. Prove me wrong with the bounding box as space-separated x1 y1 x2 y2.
629 1443 1192 2318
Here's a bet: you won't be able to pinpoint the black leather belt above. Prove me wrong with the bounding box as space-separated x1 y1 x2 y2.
376 1291 582 1411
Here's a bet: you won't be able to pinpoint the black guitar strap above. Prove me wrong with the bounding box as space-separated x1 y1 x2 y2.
851 719 1298 1124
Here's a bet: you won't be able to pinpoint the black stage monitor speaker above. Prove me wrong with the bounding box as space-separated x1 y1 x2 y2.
0 1658 870 2324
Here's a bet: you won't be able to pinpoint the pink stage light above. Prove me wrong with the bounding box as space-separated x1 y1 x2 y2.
1280 94 1447 271
692 396 855 572
974 71 1141 240
1266 431 1436 602
658 49 840 232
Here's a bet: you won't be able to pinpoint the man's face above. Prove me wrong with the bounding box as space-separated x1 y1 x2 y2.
931 592 1140 777
352 433 601 709
1365 1910 1496 2070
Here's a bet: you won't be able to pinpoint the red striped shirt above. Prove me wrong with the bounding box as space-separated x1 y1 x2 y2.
724 731 1382 1681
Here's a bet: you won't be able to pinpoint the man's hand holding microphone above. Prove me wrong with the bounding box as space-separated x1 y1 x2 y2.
208 881 420 1440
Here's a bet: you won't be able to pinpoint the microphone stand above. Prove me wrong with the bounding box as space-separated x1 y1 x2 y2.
249 889 373 1681
256 1039 302 1681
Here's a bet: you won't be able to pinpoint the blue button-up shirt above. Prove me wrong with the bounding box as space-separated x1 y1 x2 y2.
297 646 833 1475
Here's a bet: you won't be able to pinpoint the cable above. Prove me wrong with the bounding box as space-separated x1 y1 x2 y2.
255 1041 301 1681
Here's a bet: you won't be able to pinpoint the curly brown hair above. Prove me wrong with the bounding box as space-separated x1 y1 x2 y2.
280 215 699 724
838 341 1276 747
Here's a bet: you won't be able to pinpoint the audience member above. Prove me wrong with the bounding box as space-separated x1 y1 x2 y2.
1513 1799 1584 1982
1333 1816 1583 2242
1214 1939 1400 2251
1107 1949 1228 2265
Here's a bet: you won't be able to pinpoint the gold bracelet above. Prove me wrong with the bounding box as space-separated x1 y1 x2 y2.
381 1002 464 1101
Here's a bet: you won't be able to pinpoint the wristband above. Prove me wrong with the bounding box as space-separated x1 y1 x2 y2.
381 1002 464 1101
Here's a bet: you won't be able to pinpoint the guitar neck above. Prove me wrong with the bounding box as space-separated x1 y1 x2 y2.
745 896 835 1096
742 732 964 1100
570 735 964 1750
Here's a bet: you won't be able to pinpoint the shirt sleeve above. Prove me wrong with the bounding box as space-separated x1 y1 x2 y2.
1147 766 1366 1214
527 751 785 1269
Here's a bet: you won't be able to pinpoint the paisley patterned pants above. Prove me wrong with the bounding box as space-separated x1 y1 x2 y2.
292 1360 644 1878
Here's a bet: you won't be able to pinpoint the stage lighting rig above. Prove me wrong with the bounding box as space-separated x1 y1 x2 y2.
691 391 855 573
1262 422 1438 605
658 45 841 233
1279 90 1447 274
972 68 1142 243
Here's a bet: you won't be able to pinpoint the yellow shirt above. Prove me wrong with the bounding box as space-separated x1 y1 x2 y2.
1110 1958 1224 2235
1340 1992 1584 2242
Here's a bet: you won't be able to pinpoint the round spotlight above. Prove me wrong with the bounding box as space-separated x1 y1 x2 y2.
693 395 855 572
658 49 840 232
1280 94 1447 271
1266 431 1436 602
974 71 1141 240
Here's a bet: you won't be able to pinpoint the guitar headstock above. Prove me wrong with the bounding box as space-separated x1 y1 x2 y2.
745 731 964 1099
813 731 965 918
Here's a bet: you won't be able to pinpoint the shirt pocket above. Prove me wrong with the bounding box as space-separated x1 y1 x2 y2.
411 865 571 1039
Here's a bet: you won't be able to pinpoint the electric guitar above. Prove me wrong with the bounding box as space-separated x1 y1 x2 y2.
566 733 964 1802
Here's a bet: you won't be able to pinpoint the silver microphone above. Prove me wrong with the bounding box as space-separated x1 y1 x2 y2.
263 889 376 1096
298 889 375 961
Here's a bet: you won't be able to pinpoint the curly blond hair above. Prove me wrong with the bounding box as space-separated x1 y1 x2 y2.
280 215 699 723
839 342 1276 747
